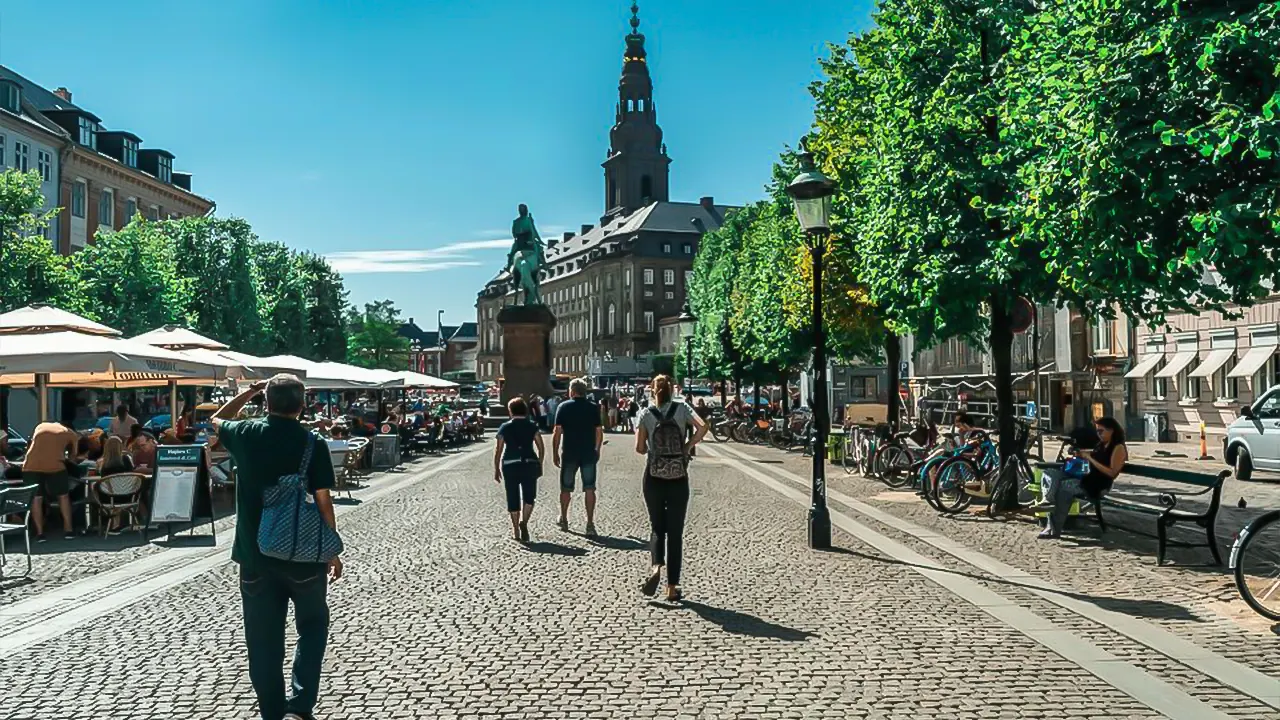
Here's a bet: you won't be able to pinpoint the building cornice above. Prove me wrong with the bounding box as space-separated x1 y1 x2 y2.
67 146 212 212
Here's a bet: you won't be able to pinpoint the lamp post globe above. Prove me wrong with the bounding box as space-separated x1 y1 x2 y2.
677 302 697 400
785 142 836 550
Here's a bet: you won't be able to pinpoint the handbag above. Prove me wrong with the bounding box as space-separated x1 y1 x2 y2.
258 433 344 564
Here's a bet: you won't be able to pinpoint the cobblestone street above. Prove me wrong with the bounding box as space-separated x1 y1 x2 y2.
1 437 1278 719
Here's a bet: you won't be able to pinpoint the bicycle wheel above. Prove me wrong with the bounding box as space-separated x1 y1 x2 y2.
919 456 948 511
731 422 750 444
934 457 977 514
842 434 858 474
877 444 914 489
1232 511 1280 621
985 461 1021 518
768 429 790 451
858 435 875 476
710 420 729 443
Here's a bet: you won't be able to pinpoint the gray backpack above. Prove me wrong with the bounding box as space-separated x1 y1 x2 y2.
647 404 686 479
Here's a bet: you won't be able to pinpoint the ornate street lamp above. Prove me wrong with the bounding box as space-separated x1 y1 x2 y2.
677 301 697 401
786 141 836 550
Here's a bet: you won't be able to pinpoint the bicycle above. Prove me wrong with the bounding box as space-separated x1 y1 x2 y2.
769 411 813 452
873 417 941 489
841 424 875 475
1230 509 1280 621
931 421 1041 517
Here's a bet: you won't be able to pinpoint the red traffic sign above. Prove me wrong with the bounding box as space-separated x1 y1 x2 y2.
1010 297 1035 334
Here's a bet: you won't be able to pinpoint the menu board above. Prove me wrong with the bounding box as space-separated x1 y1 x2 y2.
150 445 208 526
371 434 399 470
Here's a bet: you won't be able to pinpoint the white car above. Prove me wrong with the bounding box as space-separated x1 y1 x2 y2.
1224 387 1280 481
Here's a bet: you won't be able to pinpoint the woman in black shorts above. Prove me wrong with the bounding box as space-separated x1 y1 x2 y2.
493 397 545 542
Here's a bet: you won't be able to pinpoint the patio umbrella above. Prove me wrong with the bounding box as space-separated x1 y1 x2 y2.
254 356 383 390
376 370 459 389
0 304 120 336
131 325 230 350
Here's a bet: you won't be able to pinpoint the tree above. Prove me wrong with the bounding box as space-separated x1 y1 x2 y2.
0 170 83 313
74 221 187 336
347 300 410 370
254 241 311 355
298 253 349 361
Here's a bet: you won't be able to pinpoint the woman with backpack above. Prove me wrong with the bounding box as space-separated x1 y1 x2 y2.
494 397 545 542
634 374 709 602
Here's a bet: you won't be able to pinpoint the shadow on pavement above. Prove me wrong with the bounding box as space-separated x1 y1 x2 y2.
523 541 588 557
673 600 815 641
151 535 218 549
821 545 1201 622
582 534 648 551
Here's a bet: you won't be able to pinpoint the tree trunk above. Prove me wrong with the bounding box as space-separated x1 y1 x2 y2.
719 377 727 406
989 291 1018 510
885 330 901 429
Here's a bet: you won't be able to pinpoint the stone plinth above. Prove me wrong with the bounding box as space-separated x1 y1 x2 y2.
498 304 557 405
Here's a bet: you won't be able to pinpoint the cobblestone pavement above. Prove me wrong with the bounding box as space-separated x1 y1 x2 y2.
0 437 1276 719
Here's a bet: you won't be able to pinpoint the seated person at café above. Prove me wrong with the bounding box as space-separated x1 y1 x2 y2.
97 436 135 476
129 431 158 473
108 404 138 441
24 421 81 541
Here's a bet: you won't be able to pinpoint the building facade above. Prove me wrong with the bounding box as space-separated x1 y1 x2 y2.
399 319 479 379
0 67 213 254
475 6 731 383
0 75 66 242
1126 296 1280 443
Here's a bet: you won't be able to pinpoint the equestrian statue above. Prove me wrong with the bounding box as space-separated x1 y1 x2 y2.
507 204 547 306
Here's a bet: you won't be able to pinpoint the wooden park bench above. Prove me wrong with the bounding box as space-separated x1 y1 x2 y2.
1092 463 1230 566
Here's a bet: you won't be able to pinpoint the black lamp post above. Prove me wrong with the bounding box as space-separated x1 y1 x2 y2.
677 302 697 401
786 142 836 550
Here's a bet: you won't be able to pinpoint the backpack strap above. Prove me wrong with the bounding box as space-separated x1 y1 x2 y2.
664 404 679 421
299 432 317 476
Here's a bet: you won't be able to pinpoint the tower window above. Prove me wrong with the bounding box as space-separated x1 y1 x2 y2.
638 99 645 112
641 175 652 201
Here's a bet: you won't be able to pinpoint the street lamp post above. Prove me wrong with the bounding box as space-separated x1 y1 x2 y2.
786 142 836 550
677 302 697 401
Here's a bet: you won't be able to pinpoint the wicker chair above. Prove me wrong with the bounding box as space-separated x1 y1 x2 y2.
90 473 148 538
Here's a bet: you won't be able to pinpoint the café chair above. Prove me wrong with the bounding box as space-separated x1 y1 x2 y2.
90 473 148 538
0 484 38 579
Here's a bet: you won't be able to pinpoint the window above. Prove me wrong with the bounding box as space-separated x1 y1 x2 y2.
13 142 28 172
643 268 654 285
77 116 97 148
37 150 51 182
0 83 18 113
1257 392 1280 419
1093 319 1113 354
849 377 879 401
644 290 654 298
662 242 672 254
625 268 632 286
641 174 653 200
608 304 616 335
1179 369 1200 401
157 155 172 183
682 243 693 255
122 139 138 168
147 205 160 221
122 198 136 222
644 311 655 333
684 270 693 288
1254 357 1278 398
98 188 115 228
606 274 614 290
1215 362 1238 401
626 310 633 333
664 291 674 300
664 269 675 286
71 180 87 218
0 134 5 166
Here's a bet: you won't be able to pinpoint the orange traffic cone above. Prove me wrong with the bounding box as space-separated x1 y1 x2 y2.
1198 420 1212 460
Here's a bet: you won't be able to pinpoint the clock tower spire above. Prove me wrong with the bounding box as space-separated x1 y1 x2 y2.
603 2 671 216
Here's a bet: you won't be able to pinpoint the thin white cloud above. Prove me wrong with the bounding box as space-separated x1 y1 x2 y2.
327 224 566 275
326 257 483 274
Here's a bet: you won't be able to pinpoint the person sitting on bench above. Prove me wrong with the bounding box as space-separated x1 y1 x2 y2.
1035 416 1127 540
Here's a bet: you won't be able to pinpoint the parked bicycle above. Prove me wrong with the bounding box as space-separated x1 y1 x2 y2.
931 420 1041 517
769 410 814 453
1231 509 1280 621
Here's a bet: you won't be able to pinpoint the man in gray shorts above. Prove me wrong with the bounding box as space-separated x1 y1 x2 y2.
23 422 80 541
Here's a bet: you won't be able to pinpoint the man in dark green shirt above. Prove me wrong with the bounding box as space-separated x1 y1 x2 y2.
214 374 341 720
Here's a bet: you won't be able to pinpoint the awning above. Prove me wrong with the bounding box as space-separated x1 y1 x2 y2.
1153 351 1198 378
1228 345 1277 378
1189 349 1234 378
1124 354 1163 379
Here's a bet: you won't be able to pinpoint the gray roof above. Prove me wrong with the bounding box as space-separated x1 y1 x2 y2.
483 200 734 289
0 66 87 115
448 322 478 341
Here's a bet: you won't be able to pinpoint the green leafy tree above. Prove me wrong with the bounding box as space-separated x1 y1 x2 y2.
162 217 268 352
298 253 349 361
0 170 83 312
74 221 187 336
347 299 410 369
254 241 311 355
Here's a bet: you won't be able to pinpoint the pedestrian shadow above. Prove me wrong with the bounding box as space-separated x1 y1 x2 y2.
0 576 35 593
333 497 363 507
151 535 218 549
821 546 1200 622
667 600 815 642
580 533 648 552
523 541 588 557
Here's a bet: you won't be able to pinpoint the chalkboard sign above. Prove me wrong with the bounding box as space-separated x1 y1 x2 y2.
149 444 216 539
371 434 399 470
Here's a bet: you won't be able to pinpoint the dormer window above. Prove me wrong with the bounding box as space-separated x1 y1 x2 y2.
0 81 19 114
122 138 138 168
157 155 172 183
78 116 98 149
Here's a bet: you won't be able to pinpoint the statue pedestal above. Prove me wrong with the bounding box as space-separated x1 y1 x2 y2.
498 305 557 405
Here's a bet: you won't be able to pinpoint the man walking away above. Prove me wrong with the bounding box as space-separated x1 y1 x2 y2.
213 375 342 720
553 378 603 534
23 422 79 542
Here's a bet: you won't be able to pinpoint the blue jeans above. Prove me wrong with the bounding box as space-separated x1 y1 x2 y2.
240 565 330 720
1040 469 1086 535
560 457 598 492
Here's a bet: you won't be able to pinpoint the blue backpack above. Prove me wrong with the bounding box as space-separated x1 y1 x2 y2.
258 433 344 564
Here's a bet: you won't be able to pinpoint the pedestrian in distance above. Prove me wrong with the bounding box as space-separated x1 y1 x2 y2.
213 374 342 720
635 374 708 602
553 378 604 535
494 396 545 542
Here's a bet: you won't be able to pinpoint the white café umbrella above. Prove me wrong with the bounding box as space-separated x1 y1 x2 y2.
131 325 230 351
254 356 383 390
374 370 459 389
218 351 311 380
0 304 121 336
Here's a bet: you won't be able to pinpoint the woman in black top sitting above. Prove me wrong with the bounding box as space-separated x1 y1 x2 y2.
493 397 545 543
1036 416 1127 539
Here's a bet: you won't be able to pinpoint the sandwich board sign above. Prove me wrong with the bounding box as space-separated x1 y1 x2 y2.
150 444 216 539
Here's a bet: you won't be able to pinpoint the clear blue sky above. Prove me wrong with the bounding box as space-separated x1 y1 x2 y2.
1 0 873 330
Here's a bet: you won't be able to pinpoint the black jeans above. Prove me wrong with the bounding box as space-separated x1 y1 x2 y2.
643 473 690 585
240 565 330 720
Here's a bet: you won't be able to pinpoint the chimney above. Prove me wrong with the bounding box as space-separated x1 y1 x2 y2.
53 87 72 102
563 231 574 242
581 224 593 235
408 317 415 325
699 196 715 210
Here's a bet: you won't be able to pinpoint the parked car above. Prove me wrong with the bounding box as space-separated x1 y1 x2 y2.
4 427 27 460
1224 388 1280 481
